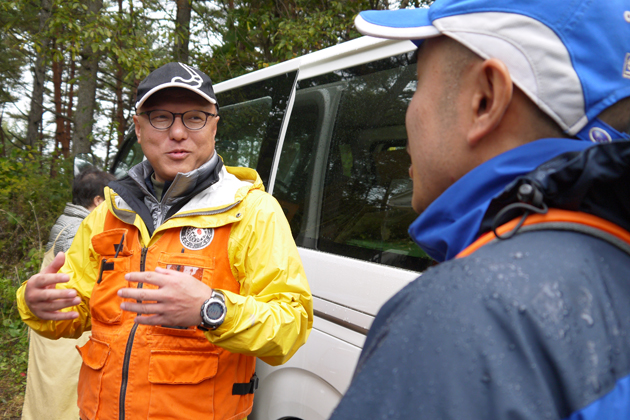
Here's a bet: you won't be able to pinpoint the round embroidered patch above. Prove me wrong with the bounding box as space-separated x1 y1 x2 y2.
180 227 214 250
589 127 612 143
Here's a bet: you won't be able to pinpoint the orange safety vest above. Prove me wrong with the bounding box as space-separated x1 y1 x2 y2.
77 211 256 420
457 208 630 259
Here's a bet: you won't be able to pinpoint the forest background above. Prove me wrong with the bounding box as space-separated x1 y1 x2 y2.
0 0 429 417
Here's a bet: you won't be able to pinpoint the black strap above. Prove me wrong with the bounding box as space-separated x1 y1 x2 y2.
232 373 258 395
97 259 115 284
492 183 549 240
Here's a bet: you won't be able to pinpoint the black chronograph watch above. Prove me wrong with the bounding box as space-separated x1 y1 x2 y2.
199 290 226 331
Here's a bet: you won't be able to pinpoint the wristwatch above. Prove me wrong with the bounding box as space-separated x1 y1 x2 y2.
199 290 226 331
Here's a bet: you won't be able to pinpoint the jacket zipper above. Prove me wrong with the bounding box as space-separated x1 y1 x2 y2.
119 246 147 420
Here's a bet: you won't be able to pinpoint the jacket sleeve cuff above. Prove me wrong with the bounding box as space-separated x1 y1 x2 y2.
16 280 38 322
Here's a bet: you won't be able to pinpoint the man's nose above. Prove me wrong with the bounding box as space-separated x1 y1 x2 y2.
169 116 188 141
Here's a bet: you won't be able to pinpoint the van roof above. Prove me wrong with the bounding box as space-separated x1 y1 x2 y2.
213 36 416 93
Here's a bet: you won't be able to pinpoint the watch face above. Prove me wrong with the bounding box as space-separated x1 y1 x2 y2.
206 302 224 320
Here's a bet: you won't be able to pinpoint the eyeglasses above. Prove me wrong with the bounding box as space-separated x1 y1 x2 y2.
137 109 218 130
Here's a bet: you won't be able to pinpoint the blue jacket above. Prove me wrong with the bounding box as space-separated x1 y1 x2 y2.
330 140 630 419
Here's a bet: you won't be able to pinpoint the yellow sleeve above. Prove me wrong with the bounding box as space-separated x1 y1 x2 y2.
16 206 106 339
207 190 313 366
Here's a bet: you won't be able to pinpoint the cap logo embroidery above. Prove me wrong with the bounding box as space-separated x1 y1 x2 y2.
624 53 630 79
172 63 203 88
589 127 612 143
624 11 630 23
180 226 214 250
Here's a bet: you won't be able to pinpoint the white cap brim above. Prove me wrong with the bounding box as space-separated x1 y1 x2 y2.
355 9 440 40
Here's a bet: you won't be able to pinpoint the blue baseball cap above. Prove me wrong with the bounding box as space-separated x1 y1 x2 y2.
355 0 630 142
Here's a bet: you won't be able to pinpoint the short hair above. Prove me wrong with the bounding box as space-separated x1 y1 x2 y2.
72 167 116 208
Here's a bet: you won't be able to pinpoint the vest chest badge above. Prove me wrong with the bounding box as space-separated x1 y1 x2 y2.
180 227 214 250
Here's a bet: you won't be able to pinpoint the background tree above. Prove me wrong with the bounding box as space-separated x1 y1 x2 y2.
71 0 104 155
195 0 393 80
0 1 30 157
173 0 192 62
24 0 51 149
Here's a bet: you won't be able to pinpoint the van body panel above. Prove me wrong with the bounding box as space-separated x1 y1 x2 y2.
301 248 419 318
252 324 361 420
214 59 301 94
212 37 416 94
298 38 416 80
250 38 425 419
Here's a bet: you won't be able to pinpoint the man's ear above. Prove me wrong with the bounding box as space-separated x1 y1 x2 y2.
209 115 219 140
467 58 513 147
133 114 142 144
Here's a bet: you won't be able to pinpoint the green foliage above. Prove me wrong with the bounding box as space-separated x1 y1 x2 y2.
0 260 32 416
44 0 160 88
0 149 72 270
0 0 35 104
193 0 376 82
194 0 433 82
0 280 29 379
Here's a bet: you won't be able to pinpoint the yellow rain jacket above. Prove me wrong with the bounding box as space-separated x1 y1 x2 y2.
17 163 313 420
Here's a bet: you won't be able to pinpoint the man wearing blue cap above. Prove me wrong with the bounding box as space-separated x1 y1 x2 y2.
331 0 630 419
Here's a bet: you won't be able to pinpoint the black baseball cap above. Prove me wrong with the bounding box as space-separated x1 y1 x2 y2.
135 62 218 110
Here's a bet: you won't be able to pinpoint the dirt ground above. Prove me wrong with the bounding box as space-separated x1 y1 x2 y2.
0 374 23 420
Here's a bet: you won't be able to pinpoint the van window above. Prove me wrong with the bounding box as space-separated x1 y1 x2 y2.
216 71 297 188
274 54 433 272
218 96 272 169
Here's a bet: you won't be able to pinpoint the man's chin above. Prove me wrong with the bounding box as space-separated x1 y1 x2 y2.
153 171 177 183
411 189 427 214
411 200 425 215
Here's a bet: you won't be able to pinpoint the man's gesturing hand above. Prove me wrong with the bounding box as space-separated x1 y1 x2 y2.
118 267 212 327
24 252 81 320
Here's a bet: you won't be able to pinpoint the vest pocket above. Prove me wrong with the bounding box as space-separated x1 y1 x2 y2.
77 337 110 420
91 257 130 324
157 253 214 284
147 350 219 419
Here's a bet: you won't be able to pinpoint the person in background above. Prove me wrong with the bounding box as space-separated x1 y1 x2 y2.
17 62 312 420
22 167 116 420
330 0 630 419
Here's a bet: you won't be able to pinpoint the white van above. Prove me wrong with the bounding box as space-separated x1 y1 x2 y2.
111 35 431 420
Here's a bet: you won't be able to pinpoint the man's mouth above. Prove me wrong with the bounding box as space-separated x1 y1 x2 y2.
168 150 189 159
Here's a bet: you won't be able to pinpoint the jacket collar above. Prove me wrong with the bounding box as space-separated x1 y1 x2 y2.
484 140 630 235
408 139 597 262
63 202 91 219
129 152 221 204
105 156 263 236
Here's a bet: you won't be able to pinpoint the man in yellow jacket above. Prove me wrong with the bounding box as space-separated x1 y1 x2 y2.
16 62 313 420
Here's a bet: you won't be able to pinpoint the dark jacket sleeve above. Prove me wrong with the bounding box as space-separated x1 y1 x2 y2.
330 231 630 420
